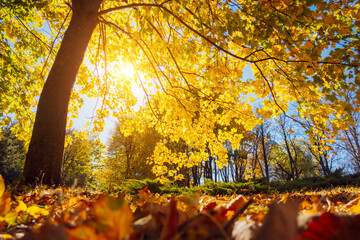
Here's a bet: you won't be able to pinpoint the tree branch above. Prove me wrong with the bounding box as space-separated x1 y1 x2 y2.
98 1 170 16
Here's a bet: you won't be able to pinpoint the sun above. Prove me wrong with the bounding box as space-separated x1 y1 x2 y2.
111 58 146 106
115 61 135 78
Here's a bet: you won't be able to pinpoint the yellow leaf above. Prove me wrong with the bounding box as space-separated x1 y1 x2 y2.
0 175 4 198
15 201 27 212
344 197 360 214
349 204 360 214
2 211 17 225
0 234 13 239
26 206 49 217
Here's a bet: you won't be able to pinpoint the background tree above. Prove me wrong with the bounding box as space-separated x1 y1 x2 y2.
228 148 248 182
337 102 360 171
0 125 26 185
256 120 273 181
271 139 315 181
62 130 104 188
101 118 160 187
277 114 300 179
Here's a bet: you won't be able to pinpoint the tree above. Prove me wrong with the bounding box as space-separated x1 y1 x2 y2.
272 138 315 181
22 0 103 185
277 114 300 179
62 130 103 188
0 125 26 185
337 104 360 171
101 119 160 186
2 0 359 185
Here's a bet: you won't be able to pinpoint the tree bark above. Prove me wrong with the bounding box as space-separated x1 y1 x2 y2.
23 0 102 185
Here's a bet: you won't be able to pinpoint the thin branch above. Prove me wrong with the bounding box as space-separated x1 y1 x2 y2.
174 0 211 30
126 44 160 122
100 21 109 112
159 6 250 62
166 46 191 90
41 9 71 81
98 1 170 16
138 39 195 116
254 62 287 114
144 18 163 39
15 15 49 49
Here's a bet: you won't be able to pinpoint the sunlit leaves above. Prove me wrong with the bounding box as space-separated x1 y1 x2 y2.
0 0 68 145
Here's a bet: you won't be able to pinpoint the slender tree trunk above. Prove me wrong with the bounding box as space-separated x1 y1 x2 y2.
23 0 102 185
260 125 269 181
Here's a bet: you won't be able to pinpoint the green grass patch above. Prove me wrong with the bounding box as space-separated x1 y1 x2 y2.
110 173 360 196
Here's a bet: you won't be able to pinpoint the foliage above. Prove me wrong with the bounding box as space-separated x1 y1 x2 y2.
0 126 25 185
63 130 104 188
99 118 160 186
0 0 67 143
271 138 315 180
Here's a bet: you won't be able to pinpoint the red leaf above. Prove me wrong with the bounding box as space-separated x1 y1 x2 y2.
300 212 348 240
160 198 179 240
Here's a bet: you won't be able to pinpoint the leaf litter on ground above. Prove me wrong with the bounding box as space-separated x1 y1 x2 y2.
0 176 360 240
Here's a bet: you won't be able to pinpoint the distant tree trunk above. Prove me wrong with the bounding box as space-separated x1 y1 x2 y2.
191 166 199 186
283 133 296 180
124 136 135 179
204 146 213 180
312 140 331 176
259 124 269 181
23 0 102 185
213 157 218 182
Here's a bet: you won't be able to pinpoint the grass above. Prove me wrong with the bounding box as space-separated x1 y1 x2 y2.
111 172 360 196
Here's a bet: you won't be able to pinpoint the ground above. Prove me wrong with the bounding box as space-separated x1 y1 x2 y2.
1 176 360 239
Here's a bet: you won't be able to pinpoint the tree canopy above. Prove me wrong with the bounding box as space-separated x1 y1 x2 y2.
1 0 359 184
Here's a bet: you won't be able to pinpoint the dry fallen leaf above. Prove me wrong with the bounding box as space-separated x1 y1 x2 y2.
232 220 261 240
254 200 300 240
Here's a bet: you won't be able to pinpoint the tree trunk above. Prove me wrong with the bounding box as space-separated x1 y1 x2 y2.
23 0 102 185
260 125 269 181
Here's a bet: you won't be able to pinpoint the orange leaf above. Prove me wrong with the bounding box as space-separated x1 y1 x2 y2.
0 175 11 231
90 195 133 239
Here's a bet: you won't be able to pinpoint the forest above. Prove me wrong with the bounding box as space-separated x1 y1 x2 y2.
1 0 360 239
